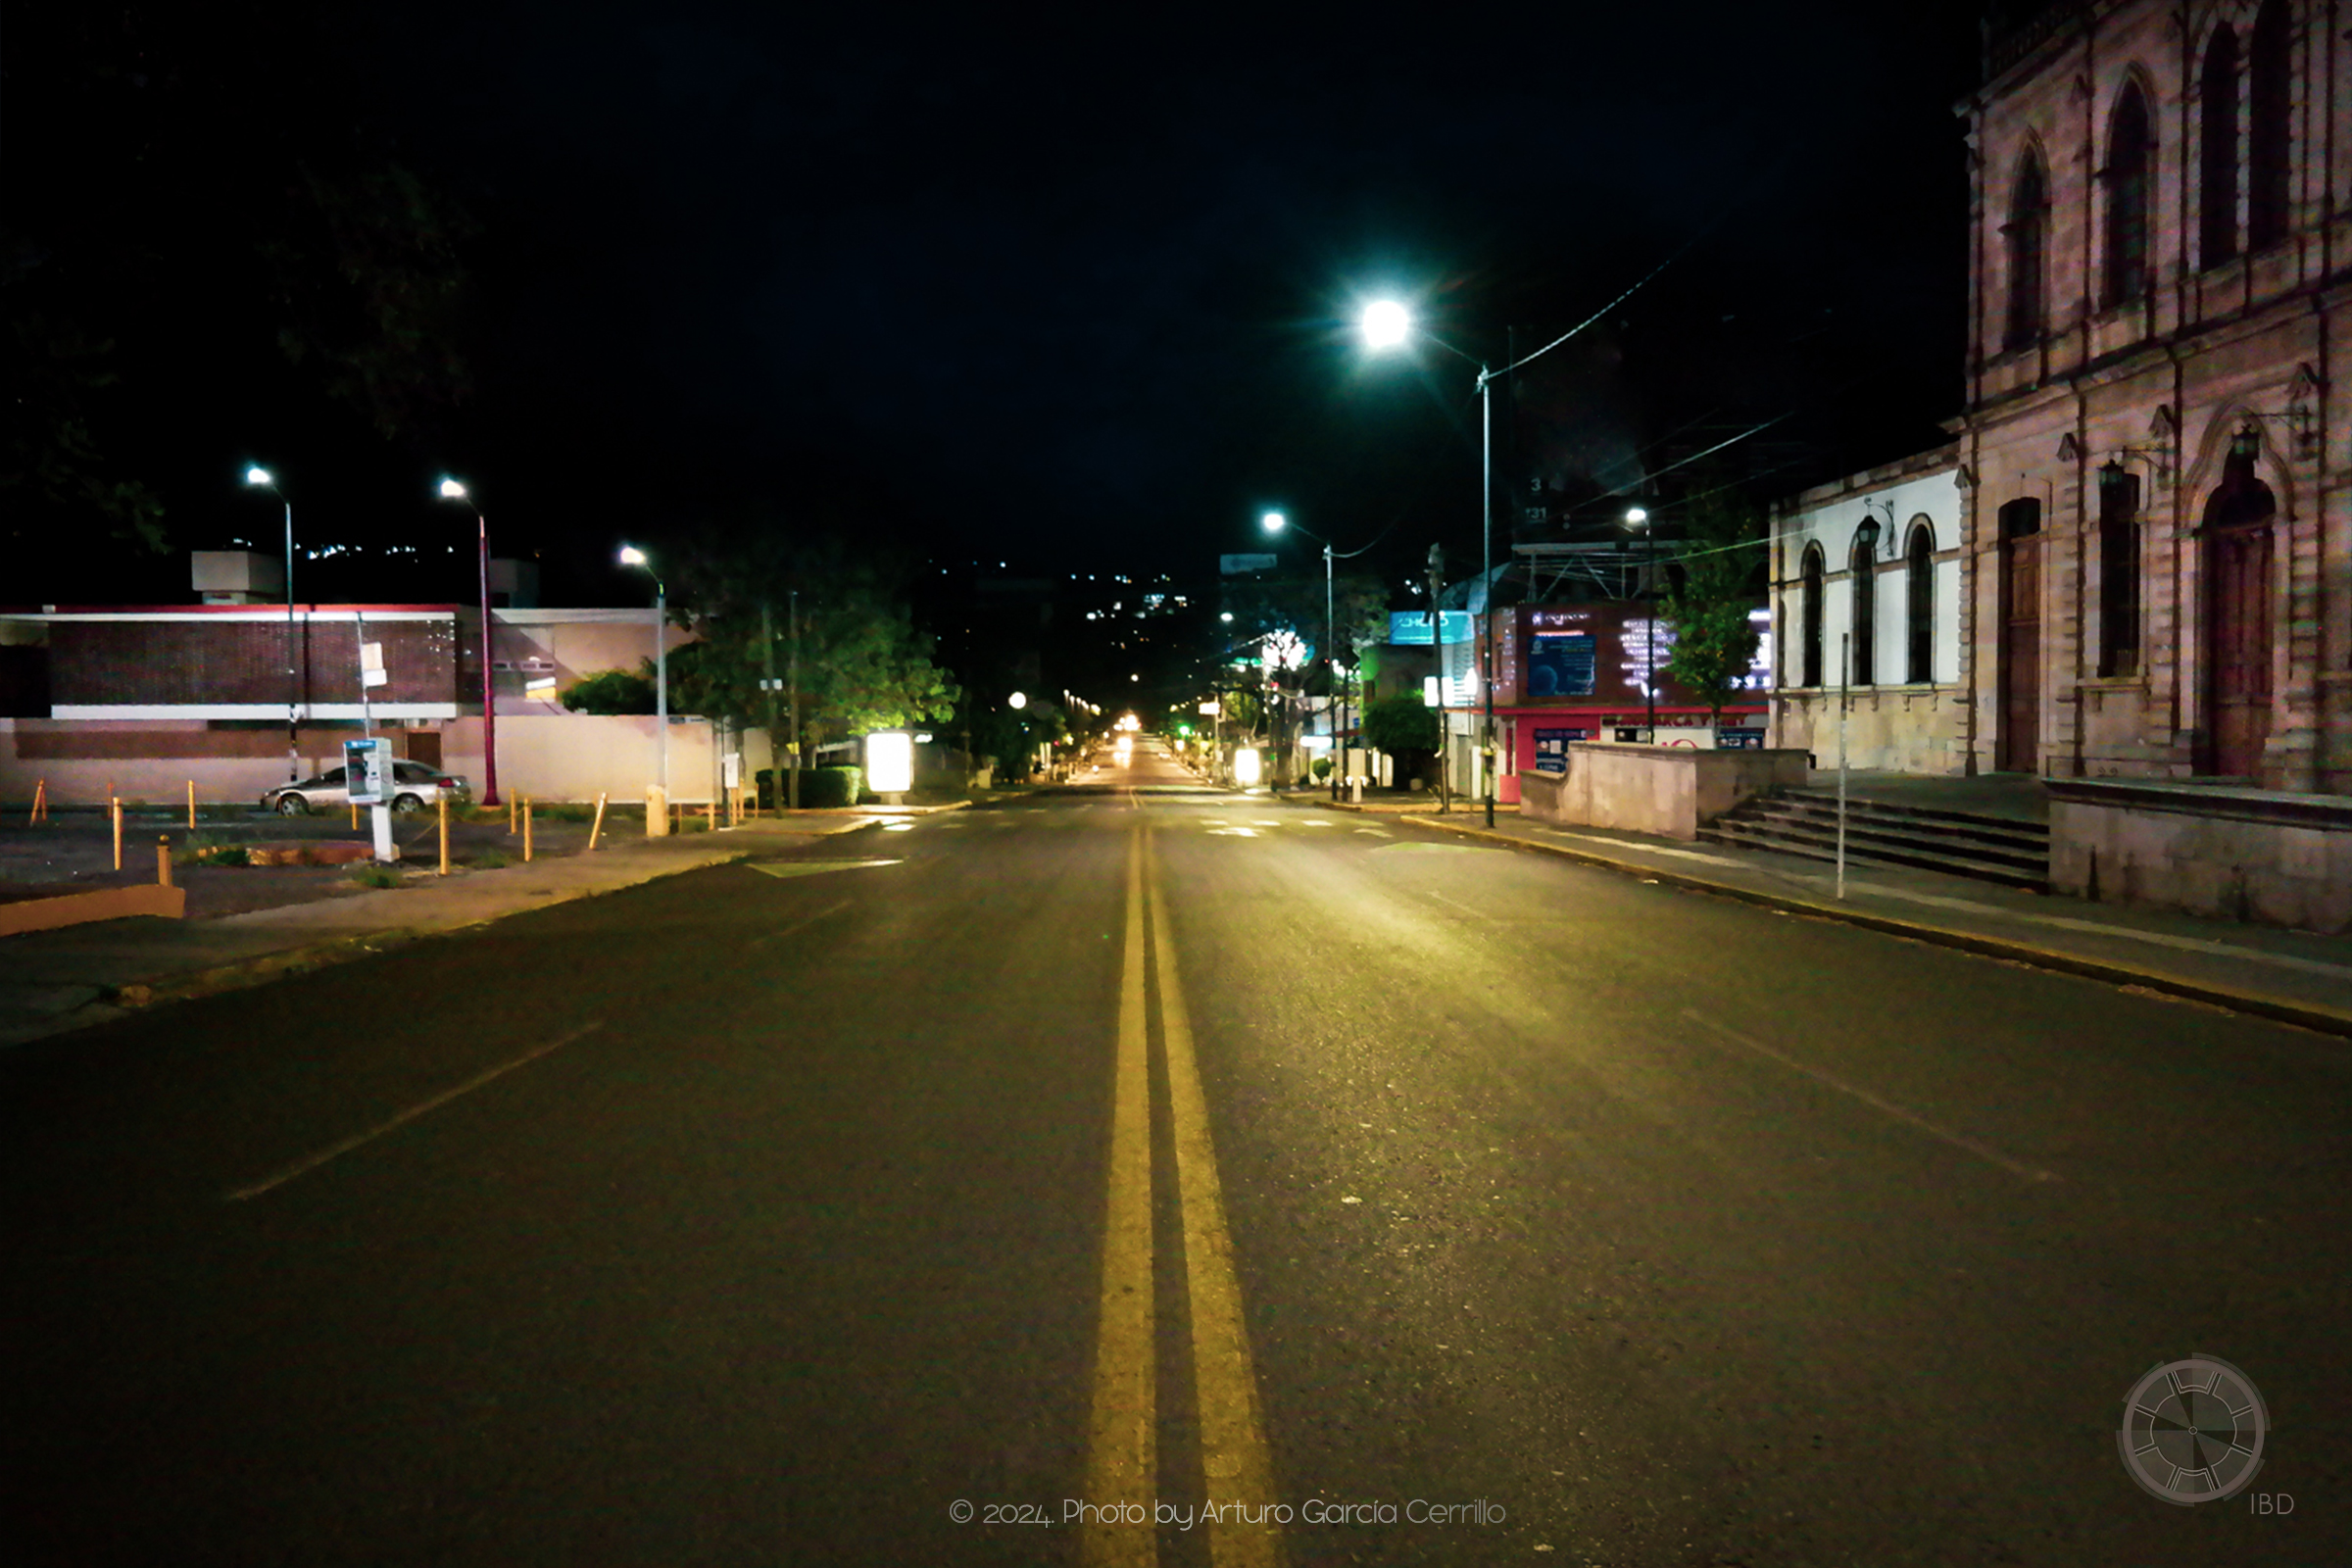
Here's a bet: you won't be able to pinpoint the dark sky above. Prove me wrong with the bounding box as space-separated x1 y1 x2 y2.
11 1 1987 603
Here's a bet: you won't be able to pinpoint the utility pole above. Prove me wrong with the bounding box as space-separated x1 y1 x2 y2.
1427 542 1448 812
761 601 784 811
788 588 803 810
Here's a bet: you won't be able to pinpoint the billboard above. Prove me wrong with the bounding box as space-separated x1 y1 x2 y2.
1387 611 1473 646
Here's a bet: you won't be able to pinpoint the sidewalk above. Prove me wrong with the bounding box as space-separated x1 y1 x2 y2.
0 810 891 1050
1269 792 2352 1039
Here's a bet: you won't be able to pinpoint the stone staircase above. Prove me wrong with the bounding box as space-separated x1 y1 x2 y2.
1697 788 2050 892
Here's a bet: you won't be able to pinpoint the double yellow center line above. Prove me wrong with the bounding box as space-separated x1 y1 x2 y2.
1084 829 1281 1568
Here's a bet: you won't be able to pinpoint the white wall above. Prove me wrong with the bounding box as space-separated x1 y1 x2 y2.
1774 465 1963 691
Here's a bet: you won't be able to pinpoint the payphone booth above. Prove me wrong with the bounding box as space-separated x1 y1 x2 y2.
343 737 396 863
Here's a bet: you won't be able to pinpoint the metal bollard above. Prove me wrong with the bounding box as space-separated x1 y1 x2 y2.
157 835 172 888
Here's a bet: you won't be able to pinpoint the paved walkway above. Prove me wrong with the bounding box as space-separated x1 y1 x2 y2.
0 811 899 1049
1268 790 2352 1037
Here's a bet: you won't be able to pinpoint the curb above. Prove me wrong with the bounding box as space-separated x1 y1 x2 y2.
24 846 763 1044
1296 799 2352 1041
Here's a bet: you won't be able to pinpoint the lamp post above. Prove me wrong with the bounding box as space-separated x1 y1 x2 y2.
244 466 300 782
435 479 502 806
1362 303 1499 825
618 546 667 800
1427 542 1448 811
1262 508 1371 801
1625 506 1656 743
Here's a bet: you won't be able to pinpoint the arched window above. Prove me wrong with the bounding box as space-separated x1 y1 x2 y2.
1850 527 1878 686
1799 545 1825 688
2104 81 2153 305
2004 152 2047 348
1905 520 1936 684
2097 463 2142 676
2201 24 2240 267
2248 0 2291 250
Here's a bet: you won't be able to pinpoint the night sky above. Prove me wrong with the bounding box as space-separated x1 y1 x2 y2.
8 1 1986 606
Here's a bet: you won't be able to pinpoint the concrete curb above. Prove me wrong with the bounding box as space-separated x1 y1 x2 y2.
1284 797 2352 1041
62 845 763 1038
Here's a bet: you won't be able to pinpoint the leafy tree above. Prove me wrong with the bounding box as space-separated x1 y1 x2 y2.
1361 692 1439 755
562 666 657 715
1658 489 1767 726
662 533 959 750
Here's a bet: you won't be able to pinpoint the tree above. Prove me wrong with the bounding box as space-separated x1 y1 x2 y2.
1659 490 1767 727
662 532 959 750
561 666 657 715
1361 692 1439 755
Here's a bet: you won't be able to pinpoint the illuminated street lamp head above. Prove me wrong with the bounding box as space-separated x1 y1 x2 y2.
1624 506 1649 527
1360 299 1410 350
1007 691 1027 710
1261 511 1287 534
1219 612 1234 623
437 477 468 501
244 466 274 488
618 546 649 566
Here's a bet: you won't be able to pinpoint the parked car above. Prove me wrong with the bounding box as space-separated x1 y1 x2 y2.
261 760 470 816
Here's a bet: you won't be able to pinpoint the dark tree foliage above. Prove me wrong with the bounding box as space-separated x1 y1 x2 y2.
1658 486 1767 724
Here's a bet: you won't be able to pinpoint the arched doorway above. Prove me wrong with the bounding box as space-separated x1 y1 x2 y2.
1996 498 2042 772
2201 436 2277 778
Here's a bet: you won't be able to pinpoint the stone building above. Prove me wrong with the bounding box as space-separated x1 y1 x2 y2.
1958 0 2350 790
1769 447 1969 771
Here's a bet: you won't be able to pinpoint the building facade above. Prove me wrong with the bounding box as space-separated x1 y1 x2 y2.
1768 449 1970 771
1959 0 2352 790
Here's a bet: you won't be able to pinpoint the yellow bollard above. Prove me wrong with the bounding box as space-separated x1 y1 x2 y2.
646 784 668 836
187 780 197 829
523 797 534 862
708 799 718 833
28 778 45 825
437 795 450 876
588 791 608 852
509 795 517 836
157 836 172 888
112 798 123 871
350 800 359 830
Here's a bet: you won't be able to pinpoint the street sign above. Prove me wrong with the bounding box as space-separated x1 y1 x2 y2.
1198 701 1220 715
1219 553 1278 575
360 642 388 689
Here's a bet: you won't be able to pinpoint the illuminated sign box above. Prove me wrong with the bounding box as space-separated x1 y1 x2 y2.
864 731 914 794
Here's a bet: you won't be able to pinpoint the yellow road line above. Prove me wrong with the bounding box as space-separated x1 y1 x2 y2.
1147 836 1283 1568
1083 831 1156 1568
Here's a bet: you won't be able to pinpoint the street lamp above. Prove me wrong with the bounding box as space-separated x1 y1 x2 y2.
435 478 501 806
618 546 667 800
1261 508 1372 802
244 466 300 782
1624 506 1656 743
1362 300 1500 826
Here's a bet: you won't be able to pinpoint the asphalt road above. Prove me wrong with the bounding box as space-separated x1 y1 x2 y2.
3 738 2345 1565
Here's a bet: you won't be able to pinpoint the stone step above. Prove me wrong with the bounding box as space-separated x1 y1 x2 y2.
1731 802 2049 866
1696 817 2049 892
1775 789 2050 845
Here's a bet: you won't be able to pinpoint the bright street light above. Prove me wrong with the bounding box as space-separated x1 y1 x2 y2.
1008 691 1028 710
435 476 501 805
1220 612 1234 623
1625 506 1648 525
1261 511 1287 533
617 545 668 799
244 466 274 488
1360 299 1410 350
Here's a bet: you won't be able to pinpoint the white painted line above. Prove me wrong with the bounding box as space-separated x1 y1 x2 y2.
1353 827 1393 838
1251 819 1281 827
1428 891 1491 921
1206 827 1259 837
1682 1010 2059 1185
224 1024 606 1201
1297 819 1334 827
747 899 850 952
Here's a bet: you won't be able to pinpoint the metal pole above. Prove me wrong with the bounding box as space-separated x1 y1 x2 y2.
1837 631 1850 901
1326 543 1339 802
1646 519 1659 743
1427 543 1447 812
476 508 501 806
1480 367 1495 827
655 583 668 799
284 500 298 782
788 588 802 810
761 601 783 812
